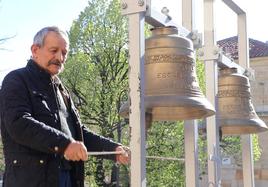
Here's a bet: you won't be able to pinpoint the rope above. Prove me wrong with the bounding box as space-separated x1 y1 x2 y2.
87 152 184 162
87 151 124 156
146 156 185 162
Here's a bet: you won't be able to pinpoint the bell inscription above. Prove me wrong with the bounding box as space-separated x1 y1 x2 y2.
145 54 194 64
217 67 267 134
217 90 250 98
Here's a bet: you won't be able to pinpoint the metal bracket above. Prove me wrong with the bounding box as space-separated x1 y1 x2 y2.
198 46 220 61
198 45 251 77
121 0 147 15
187 30 202 49
217 53 245 73
243 67 255 81
145 6 175 27
144 1 180 28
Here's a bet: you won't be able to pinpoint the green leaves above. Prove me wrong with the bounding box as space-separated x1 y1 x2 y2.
62 0 129 185
146 121 185 186
64 0 129 128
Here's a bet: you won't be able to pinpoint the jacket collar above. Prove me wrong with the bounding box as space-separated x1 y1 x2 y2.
26 59 52 85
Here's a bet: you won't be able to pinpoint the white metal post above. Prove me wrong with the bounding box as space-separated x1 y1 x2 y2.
128 13 147 187
203 0 221 186
121 0 147 186
182 0 199 186
241 135 254 187
238 10 255 187
184 121 199 186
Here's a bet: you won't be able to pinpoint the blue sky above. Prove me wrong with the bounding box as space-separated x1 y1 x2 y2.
0 0 88 80
1 0 268 82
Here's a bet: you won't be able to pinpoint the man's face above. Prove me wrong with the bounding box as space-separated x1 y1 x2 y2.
31 31 69 76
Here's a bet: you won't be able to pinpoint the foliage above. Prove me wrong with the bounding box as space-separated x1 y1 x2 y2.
220 134 262 166
220 136 241 165
0 141 4 174
62 0 129 185
65 0 129 137
196 57 205 93
146 121 185 186
252 134 262 161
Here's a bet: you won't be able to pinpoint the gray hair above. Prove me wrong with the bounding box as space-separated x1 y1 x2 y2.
33 26 69 47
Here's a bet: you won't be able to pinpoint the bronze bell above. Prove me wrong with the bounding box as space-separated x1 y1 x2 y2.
217 67 268 134
120 26 215 121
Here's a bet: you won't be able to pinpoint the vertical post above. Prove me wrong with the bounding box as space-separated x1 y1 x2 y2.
128 12 147 187
205 62 220 187
116 122 122 187
182 0 199 186
241 135 254 187
121 1 147 186
237 12 255 187
237 13 249 66
203 0 221 186
184 121 199 187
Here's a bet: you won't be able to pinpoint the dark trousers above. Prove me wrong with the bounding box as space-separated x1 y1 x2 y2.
59 170 72 187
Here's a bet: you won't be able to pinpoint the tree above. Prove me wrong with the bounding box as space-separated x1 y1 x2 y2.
146 121 185 186
61 0 129 185
0 36 14 51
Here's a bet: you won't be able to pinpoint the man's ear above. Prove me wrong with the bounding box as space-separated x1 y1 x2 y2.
31 44 39 59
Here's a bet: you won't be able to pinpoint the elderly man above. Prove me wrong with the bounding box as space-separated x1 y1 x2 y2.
0 26 129 187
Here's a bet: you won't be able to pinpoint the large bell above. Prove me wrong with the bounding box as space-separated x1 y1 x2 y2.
217 67 268 134
120 26 215 121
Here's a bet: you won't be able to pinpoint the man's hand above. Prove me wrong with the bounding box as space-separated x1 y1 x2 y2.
115 146 130 165
64 141 88 161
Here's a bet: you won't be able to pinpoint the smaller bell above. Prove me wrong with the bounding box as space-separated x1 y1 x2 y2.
217 68 268 134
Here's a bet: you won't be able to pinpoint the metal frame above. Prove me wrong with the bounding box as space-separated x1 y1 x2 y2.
121 0 254 186
202 0 222 186
222 1 255 186
202 0 255 186
122 1 147 186
182 0 200 186
232 0 255 185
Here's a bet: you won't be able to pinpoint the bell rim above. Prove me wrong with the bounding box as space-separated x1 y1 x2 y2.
119 95 216 120
219 118 268 135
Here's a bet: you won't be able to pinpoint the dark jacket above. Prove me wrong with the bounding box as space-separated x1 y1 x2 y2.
0 60 119 187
